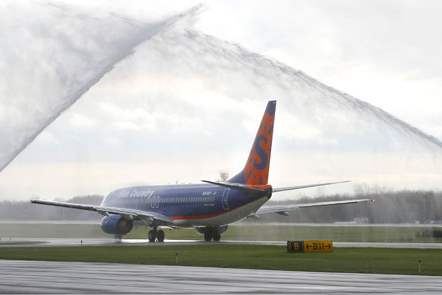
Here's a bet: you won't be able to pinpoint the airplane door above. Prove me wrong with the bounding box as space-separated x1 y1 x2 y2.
150 194 160 209
222 189 230 211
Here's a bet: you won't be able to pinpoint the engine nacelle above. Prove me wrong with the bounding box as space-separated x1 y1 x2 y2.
101 214 133 235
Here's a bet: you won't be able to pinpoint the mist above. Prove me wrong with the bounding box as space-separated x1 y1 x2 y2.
0 2 199 172
0 2 441 200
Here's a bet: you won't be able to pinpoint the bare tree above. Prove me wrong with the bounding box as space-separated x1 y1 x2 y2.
218 171 229 182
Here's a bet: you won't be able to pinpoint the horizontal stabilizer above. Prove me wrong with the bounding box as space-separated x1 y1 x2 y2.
272 181 350 193
201 180 270 192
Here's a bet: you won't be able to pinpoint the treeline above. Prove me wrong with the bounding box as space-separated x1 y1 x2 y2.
0 191 441 223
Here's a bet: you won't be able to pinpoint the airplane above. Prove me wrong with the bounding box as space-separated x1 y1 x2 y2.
31 100 372 242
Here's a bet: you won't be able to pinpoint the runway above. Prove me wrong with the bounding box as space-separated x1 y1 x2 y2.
2 237 442 249
0 260 441 294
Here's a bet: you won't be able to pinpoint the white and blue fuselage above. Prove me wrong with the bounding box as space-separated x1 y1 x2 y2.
102 184 271 227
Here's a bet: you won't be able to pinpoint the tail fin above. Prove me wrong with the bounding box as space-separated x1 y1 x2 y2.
228 100 276 185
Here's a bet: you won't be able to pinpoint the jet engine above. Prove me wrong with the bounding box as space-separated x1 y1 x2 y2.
100 214 133 235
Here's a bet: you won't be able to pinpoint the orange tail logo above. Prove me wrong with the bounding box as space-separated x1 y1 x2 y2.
229 100 276 185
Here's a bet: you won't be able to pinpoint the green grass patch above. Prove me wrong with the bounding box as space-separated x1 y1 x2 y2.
0 244 441 276
0 241 45 246
134 224 442 243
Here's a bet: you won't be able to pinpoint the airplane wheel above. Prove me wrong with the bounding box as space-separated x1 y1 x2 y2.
148 230 157 243
204 231 213 242
157 230 165 243
213 231 221 242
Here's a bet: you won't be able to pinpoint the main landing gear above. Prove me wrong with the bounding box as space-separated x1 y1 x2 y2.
198 226 228 242
204 230 221 242
148 228 165 243
114 234 123 243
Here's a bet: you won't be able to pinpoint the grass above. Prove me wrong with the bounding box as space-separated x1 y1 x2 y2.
143 224 442 243
2 222 442 243
0 241 45 246
0 244 441 276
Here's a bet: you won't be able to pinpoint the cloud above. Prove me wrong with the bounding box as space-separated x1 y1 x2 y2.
195 1 442 140
69 114 97 128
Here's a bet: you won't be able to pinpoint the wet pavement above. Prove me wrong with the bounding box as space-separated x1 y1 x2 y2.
0 260 441 294
1 237 442 249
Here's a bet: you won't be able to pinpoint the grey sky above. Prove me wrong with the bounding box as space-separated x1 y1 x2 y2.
0 1 441 200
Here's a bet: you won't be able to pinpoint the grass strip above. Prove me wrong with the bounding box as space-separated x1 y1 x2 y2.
0 244 441 276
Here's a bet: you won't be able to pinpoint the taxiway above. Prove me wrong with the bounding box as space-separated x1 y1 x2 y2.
2 237 442 249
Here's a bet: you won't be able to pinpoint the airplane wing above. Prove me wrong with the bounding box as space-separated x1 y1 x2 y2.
253 198 374 216
272 181 350 192
30 199 173 226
